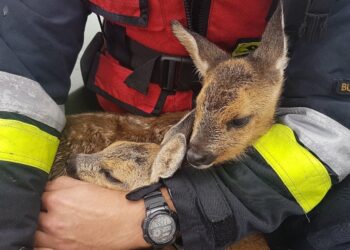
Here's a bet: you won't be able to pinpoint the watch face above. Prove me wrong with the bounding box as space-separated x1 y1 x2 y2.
148 214 176 244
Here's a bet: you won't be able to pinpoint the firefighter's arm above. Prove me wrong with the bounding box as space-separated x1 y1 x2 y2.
0 0 88 248
163 0 350 246
164 113 347 250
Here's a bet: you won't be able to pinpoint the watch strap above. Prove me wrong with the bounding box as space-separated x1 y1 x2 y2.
144 190 168 211
126 182 163 201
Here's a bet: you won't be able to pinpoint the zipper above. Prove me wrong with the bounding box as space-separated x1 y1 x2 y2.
184 0 211 36
183 0 193 30
195 0 211 36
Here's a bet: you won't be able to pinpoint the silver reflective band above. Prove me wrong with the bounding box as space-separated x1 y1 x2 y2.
278 107 350 182
0 71 66 131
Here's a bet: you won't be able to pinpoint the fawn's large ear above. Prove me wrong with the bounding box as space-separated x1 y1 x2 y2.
161 110 195 146
249 2 287 72
150 134 187 183
172 21 230 77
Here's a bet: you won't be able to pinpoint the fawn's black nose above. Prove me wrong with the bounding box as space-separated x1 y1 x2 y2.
66 157 78 178
186 145 215 168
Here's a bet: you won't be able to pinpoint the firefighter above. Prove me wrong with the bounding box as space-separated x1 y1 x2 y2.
0 0 349 249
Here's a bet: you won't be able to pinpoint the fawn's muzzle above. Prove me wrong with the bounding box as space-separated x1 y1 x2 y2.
186 145 215 168
66 157 78 178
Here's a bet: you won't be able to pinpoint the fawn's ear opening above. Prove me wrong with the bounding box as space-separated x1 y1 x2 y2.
150 134 187 183
171 21 230 77
249 2 288 72
161 110 195 146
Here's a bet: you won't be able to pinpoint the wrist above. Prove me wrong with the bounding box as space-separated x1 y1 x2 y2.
161 187 176 212
120 194 151 249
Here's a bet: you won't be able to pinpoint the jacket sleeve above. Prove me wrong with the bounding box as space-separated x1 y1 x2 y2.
164 0 350 249
0 0 88 248
164 132 330 250
164 111 348 249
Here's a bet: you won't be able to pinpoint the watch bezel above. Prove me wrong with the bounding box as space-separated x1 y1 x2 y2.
142 208 177 246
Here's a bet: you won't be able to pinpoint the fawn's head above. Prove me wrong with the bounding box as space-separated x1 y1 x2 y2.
66 133 188 191
172 4 287 169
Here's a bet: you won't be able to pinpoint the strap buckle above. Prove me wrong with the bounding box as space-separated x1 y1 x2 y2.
159 56 193 92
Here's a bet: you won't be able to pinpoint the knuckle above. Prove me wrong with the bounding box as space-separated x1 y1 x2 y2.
46 217 66 234
46 192 61 206
40 215 55 232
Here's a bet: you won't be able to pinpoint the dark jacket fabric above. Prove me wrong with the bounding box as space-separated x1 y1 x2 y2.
0 0 88 104
0 0 349 250
165 0 350 249
282 0 350 129
0 1 87 249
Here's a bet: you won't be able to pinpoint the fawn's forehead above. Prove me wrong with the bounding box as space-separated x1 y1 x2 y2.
102 142 154 168
200 60 254 111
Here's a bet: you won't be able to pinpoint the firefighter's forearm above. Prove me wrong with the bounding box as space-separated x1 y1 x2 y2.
164 118 337 250
0 0 88 247
0 72 64 249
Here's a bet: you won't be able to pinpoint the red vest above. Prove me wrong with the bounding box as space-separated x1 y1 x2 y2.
84 0 273 115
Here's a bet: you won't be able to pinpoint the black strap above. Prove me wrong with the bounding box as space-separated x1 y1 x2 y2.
112 38 201 95
80 32 104 85
126 182 163 201
265 0 279 21
152 89 170 115
125 57 158 94
299 0 335 41
96 14 106 38
88 1 149 27
105 22 131 67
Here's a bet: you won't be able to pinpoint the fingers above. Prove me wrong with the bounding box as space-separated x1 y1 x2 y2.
41 191 58 212
45 176 85 191
42 176 85 211
34 230 57 249
36 212 67 249
40 192 49 212
37 212 53 233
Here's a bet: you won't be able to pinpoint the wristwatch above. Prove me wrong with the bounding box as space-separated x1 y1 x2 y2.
142 190 178 247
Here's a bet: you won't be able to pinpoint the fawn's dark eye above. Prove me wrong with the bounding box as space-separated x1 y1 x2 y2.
99 168 122 184
227 116 252 129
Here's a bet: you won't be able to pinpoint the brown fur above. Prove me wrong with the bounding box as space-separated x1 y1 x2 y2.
172 3 287 169
50 112 185 179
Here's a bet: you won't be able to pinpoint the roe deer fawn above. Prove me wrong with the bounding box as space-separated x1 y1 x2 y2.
171 3 287 169
50 111 269 250
50 3 285 249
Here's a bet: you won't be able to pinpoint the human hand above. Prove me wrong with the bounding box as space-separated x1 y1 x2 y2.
34 176 150 250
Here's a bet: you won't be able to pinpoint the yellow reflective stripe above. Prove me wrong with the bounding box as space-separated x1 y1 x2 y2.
253 124 331 213
0 119 59 173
